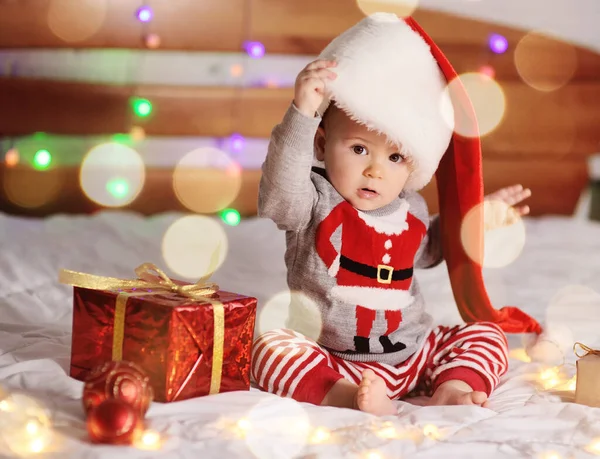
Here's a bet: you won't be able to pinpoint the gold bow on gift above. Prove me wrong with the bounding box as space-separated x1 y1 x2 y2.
59 262 219 300
60 262 225 395
573 342 600 358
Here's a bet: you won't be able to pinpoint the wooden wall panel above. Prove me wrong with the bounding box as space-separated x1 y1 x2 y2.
0 165 262 217
2 77 599 158
0 0 246 51
0 157 588 217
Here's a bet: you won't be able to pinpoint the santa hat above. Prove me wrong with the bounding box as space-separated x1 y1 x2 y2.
317 13 542 334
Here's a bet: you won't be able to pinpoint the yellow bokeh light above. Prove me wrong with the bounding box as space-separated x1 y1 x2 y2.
460 200 526 268
80 142 145 207
130 126 146 142
357 0 419 18
162 215 228 279
259 290 323 341
586 437 600 454
444 73 506 137
47 0 107 43
230 64 244 78
309 427 331 444
423 424 440 440
515 31 578 92
376 425 398 439
546 285 600 350
173 147 242 214
365 451 384 459
134 429 162 450
244 398 311 459
3 165 63 209
539 452 562 459
5 148 19 167
508 348 532 363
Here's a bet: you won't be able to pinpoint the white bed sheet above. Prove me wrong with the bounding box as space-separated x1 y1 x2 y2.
1 211 600 459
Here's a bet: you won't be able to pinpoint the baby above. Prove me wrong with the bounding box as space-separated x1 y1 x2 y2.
251 14 533 415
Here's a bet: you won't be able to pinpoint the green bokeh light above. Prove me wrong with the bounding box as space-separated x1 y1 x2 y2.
221 208 241 226
106 178 130 200
33 149 52 170
132 98 153 117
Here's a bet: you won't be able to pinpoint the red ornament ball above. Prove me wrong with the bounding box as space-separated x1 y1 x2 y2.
83 360 153 416
87 398 143 445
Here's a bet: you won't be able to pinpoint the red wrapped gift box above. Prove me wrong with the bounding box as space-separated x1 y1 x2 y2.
61 264 257 402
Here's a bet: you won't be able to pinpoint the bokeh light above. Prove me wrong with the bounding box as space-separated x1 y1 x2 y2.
259 290 322 341
489 33 509 54
172 147 242 214
230 134 245 153
4 148 19 167
460 200 526 268
145 33 161 49
0 393 54 457
243 398 311 459
244 41 265 59
79 143 145 207
357 0 419 18
33 149 52 170
443 72 506 137
230 64 244 78
132 98 153 118
514 31 578 92
220 208 241 226
479 65 496 79
47 0 107 43
130 126 146 142
545 285 600 351
162 215 228 279
3 165 62 209
136 6 153 22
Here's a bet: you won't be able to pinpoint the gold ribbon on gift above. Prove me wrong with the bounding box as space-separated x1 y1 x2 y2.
60 257 225 395
573 342 600 358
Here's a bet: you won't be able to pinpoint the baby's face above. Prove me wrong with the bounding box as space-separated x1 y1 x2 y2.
315 107 411 211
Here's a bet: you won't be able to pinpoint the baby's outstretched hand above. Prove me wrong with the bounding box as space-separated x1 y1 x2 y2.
293 60 337 118
483 184 532 230
484 184 531 216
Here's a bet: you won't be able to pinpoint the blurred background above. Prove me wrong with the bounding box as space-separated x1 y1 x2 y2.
1 0 599 223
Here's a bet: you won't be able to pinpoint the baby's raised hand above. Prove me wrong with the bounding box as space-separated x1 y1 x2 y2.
483 184 532 230
293 60 337 118
485 184 532 216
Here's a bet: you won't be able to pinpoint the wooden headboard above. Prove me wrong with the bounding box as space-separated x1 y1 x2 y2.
1 0 598 217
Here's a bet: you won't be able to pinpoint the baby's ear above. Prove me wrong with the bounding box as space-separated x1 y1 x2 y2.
314 127 326 161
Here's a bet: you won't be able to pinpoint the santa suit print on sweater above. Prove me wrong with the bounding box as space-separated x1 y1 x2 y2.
257 104 443 366
316 198 426 354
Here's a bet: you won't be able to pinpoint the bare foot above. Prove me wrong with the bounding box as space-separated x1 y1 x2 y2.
354 369 397 416
428 379 488 406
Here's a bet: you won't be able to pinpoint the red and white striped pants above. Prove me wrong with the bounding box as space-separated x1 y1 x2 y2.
251 322 508 405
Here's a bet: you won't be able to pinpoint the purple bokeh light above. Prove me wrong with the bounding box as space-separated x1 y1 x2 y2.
244 41 265 59
230 134 245 152
489 34 508 54
136 6 153 22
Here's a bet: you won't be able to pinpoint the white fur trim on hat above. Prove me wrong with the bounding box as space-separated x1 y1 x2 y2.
317 13 455 191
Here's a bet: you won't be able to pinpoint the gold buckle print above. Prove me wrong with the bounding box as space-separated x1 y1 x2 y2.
377 265 393 284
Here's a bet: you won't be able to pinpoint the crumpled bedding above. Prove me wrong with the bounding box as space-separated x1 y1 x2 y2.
1 211 600 458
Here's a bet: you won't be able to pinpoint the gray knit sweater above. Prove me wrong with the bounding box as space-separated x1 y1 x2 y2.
259 104 443 366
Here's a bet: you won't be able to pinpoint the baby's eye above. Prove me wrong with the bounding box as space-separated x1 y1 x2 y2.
389 153 405 163
353 145 367 155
